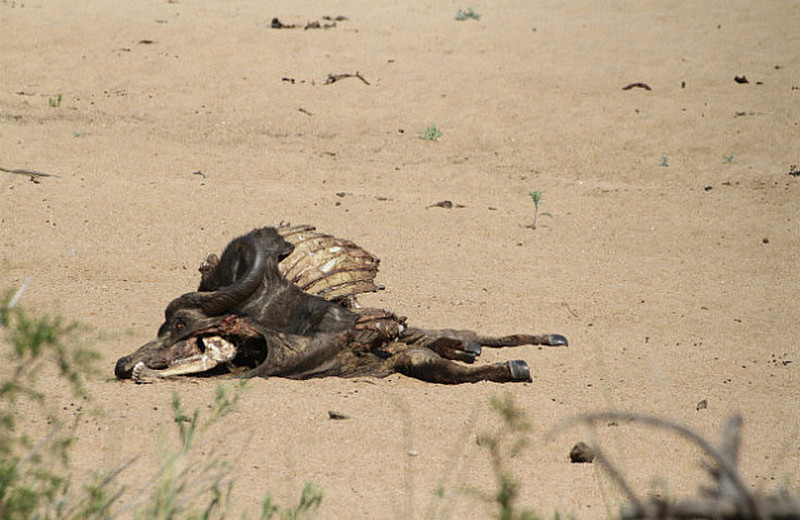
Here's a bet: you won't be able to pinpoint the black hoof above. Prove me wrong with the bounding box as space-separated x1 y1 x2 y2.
546 334 568 347
455 350 477 364
464 341 482 356
508 360 532 382
454 341 481 363
429 337 480 363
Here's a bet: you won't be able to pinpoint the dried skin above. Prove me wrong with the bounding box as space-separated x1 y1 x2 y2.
115 225 567 384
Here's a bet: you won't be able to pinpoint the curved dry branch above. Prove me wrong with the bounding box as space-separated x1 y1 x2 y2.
554 411 765 520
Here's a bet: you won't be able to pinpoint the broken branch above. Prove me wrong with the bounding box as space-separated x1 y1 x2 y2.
1 166 60 180
555 412 775 519
325 72 370 85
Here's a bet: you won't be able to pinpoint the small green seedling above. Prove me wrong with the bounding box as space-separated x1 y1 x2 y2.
724 154 735 163
657 154 669 167
420 124 443 141
49 93 63 108
526 190 552 229
455 7 481 21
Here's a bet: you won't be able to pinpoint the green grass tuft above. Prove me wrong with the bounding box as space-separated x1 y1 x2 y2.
455 8 481 21
420 124 443 141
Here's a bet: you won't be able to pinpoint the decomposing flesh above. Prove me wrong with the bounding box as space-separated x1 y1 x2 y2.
114 224 567 384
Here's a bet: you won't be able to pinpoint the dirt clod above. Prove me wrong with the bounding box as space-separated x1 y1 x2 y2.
569 442 595 463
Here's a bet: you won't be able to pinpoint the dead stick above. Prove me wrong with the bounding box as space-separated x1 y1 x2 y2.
717 415 742 505
354 71 370 85
324 72 370 85
622 494 800 520
0 166 60 178
591 446 646 515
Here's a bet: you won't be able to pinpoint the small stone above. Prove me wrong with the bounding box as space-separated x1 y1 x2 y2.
569 442 594 463
408 449 419 456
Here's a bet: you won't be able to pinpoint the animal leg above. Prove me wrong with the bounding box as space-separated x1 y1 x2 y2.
387 348 532 384
474 333 567 348
403 327 567 351
426 337 482 363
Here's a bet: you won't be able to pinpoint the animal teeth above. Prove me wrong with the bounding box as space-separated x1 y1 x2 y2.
131 361 160 383
170 354 203 367
130 336 237 381
132 361 145 381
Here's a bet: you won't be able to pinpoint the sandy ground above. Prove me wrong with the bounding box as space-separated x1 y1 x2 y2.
1 0 799 518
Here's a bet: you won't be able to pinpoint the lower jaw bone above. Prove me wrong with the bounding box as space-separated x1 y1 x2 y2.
131 336 236 383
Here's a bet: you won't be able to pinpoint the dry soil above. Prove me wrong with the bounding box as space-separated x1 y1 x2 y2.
1 1 798 518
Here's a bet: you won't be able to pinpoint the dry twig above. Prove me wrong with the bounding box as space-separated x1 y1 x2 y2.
324 72 370 85
0 166 60 181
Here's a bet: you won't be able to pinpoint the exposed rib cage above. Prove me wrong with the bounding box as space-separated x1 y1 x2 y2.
276 223 382 303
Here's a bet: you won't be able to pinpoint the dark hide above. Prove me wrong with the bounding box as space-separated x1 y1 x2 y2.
115 226 567 384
